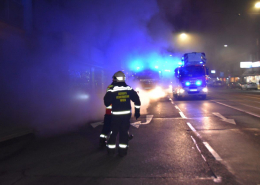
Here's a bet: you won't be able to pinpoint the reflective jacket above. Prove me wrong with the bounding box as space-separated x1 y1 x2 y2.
105 82 116 115
104 82 141 115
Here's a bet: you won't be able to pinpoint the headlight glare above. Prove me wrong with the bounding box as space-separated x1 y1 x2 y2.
179 89 185 93
202 87 208 92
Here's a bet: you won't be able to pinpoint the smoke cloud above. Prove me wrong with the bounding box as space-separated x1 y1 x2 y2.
0 0 178 136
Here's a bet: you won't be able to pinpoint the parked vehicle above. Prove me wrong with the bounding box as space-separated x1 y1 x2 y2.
212 81 223 87
241 82 258 90
228 82 241 89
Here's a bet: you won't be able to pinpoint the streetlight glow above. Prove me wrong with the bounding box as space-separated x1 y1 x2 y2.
255 2 260 8
180 33 188 39
224 45 228 47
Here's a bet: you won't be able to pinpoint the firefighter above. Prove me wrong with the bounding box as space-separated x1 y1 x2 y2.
104 71 141 157
99 78 134 147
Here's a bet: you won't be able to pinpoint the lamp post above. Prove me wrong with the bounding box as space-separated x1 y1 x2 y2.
254 2 260 60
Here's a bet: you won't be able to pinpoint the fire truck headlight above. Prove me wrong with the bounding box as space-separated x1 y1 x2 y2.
150 86 165 99
155 86 162 90
202 87 208 92
179 89 185 94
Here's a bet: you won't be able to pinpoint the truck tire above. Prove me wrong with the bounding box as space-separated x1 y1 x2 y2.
174 94 180 100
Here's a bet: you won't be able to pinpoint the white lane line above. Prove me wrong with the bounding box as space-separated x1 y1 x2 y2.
187 122 196 131
174 104 188 119
239 103 260 110
187 122 202 139
179 112 187 118
169 98 174 104
203 142 222 161
175 105 181 111
212 100 260 118
188 122 222 161
239 95 260 100
190 135 221 182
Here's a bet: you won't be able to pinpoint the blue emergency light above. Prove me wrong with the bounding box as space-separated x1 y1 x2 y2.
185 81 191 86
196 80 202 86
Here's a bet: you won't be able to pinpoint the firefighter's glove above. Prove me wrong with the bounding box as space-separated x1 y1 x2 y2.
135 108 140 120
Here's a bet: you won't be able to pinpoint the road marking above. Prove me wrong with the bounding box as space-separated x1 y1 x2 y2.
90 121 103 128
187 122 202 139
143 115 154 124
175 105 181 111
236 99 260 104
187 122 221 161
239 94 260 100
179 112 187 118
130 121 141 128
190 135 221 182
212 100 260 118
154 117 212 119
239 103 260 110
187 122 196 131
212 112 236 125
169 98 174 104
203 142 222 161
130 115 154 128
0 130 34 143
174 104 188 118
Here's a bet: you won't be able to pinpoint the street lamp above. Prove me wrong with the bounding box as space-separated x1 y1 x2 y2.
255 2 260 8
224 45 228 47
180 33 188 40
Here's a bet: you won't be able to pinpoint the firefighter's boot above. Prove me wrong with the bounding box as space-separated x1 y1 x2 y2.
99 138 107 147
128 134 134 141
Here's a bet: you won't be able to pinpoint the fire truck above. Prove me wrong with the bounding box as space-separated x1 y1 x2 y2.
173 52 209 100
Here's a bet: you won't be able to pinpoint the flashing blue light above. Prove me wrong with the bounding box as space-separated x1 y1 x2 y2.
185 81 191 86
137 67 140 70
178 62 183 65
196 80 202 86
165 69 171 72
200 62 203 64
155 66 158 69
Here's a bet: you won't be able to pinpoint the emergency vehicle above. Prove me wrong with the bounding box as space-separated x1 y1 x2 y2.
173 52 209 100
133 69 168 99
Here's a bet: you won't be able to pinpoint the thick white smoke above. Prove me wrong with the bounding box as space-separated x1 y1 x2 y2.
1 0 177 136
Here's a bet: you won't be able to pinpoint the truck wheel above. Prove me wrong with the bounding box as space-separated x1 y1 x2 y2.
174 94 180 100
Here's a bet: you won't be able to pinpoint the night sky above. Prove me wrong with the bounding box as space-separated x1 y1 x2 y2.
158 0 260 73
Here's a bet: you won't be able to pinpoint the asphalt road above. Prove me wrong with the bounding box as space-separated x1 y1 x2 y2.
1 87 260 185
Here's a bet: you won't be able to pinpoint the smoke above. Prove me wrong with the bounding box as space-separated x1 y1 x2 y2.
0 0 177 136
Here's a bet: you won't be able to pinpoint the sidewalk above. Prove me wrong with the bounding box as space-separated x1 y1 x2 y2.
0 124 35 160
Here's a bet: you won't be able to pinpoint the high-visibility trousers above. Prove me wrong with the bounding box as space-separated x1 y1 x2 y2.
100 114 112 139
107 114 131 154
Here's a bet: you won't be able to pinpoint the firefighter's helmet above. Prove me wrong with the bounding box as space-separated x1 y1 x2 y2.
113 71 126 82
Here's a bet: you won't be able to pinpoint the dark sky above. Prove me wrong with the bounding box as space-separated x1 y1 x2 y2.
158 0 260 73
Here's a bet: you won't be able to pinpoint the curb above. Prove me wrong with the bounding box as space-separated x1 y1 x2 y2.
0 129 35 160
